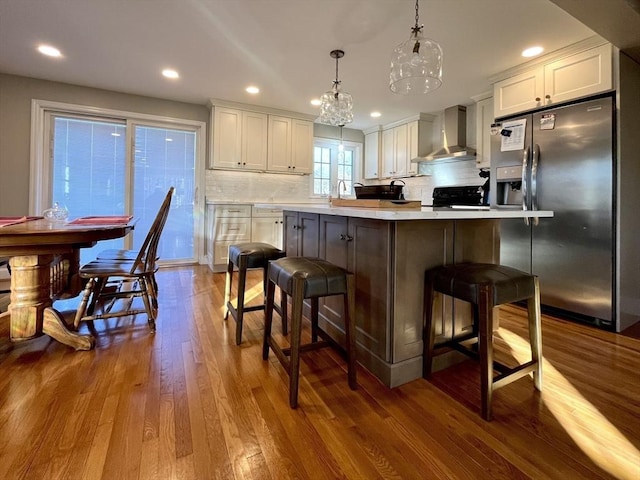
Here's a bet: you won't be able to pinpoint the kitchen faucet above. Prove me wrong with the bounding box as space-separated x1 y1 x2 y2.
337 180 347 199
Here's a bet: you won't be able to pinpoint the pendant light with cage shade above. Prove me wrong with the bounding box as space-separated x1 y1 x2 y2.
390 0 443 94
319 50 353 126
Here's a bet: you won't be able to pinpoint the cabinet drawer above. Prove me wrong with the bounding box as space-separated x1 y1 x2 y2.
251 206 283 217
215 204 252 218
214 218 251 242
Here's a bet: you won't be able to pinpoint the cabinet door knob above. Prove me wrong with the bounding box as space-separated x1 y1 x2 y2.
346 235 353 242
535 97 541 102
545 94 551 100
339 234 346 241
237 162 241 165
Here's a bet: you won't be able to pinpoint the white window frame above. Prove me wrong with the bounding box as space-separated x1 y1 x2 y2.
29 99 207 264
310 137 362 198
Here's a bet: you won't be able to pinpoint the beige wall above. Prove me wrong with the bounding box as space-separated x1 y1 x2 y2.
0 73 209 215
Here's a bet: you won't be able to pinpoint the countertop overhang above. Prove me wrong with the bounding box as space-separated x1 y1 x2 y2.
254 203 554 221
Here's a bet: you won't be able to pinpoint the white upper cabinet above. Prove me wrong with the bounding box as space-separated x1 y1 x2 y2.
267 115 292 173
381 127 397 178
407 120 432 175
543 44 612 105
210 102 314 174
379 115 433 179
475 97 494 169
493 43 612 118
212 107 244 169
493 70 544 118
392 123 408 178
363 129 380 180
242 111 269 170
212 107 268 170
290 118 313 174
267 115 313 174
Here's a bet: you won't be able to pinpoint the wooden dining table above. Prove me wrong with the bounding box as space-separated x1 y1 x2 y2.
0 217 134 350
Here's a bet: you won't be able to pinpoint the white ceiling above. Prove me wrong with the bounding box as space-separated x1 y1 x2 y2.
0 0 597 130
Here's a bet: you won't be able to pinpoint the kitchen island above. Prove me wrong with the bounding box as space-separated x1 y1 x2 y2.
256 203 553 387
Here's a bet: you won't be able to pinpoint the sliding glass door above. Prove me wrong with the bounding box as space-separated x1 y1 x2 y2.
131 124 196 261
49 114 198 264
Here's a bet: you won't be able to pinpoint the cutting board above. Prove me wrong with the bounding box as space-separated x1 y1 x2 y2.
330 199 422 209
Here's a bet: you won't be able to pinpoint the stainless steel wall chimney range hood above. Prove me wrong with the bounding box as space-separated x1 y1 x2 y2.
414 105 476 162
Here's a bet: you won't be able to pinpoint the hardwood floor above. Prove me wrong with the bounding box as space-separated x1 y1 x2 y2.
0 265 638 479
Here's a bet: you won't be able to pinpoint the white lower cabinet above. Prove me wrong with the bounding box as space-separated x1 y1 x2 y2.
208 204 252 272
251 206 283 250
207 204 283 272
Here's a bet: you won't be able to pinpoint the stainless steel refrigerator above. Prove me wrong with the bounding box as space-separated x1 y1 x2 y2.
490 94 615 328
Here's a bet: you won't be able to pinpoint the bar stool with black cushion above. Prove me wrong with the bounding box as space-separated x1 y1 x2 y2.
262 257 357 408
423 263 542 421
224 242 286 345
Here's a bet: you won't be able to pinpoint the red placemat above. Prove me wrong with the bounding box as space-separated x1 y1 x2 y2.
0 216 42 227
68 215 133 225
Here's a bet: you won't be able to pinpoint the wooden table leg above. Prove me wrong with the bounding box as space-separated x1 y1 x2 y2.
9 255 51 340
8 254 95 350
43 307 95 351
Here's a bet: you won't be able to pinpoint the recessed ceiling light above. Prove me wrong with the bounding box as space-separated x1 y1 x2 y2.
162 69 179 79
522 46 544 58
310 98 322 106
37 45 62 57
370 111 382 118
246 86 260 94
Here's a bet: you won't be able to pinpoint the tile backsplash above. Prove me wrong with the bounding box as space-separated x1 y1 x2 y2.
205 158 484 205
369 159 484 205
205 170 313 202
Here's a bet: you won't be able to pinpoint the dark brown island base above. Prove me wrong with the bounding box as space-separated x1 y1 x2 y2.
258 203 553 387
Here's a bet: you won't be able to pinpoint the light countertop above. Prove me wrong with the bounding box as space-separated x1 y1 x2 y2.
205 199 328 206
254 203 554 221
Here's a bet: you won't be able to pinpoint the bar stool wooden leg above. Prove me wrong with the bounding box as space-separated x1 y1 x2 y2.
223 260 233 321
528 277 543 390
280 292 288 336
345 273 357 390
234 255 248 346
263 277 275 360
289 276 305 408
262 262 269 299
310 297 319 343
265 260 288 336
478 284 494 421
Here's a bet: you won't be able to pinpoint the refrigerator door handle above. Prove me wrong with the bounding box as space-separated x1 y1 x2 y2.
522 146 530 226
532 144 540 226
